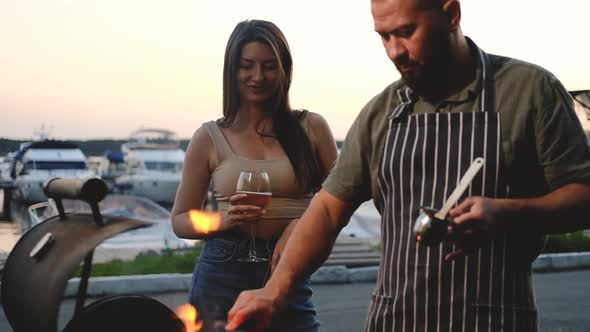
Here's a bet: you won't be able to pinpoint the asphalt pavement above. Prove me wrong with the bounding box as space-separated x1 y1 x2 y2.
1 270 590 332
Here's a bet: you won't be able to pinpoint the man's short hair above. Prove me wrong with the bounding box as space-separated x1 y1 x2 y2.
416 0 444 10
371 0 444 11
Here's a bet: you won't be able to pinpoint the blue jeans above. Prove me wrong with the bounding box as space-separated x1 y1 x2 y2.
189 232 320 331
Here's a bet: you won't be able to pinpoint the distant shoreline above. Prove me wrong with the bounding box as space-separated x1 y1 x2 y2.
0 138 344 156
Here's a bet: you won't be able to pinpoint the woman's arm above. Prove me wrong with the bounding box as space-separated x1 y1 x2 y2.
171 126 265 239
171 126 219 239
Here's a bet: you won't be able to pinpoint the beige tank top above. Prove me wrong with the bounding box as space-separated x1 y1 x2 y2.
204 118 313 221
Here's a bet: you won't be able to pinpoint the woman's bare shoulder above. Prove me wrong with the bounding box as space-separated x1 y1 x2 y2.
185 123 217 164
305 111 331 134
189 124 214 147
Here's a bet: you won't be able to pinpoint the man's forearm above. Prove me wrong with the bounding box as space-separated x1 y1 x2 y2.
266 189 352 300
505 183 590 234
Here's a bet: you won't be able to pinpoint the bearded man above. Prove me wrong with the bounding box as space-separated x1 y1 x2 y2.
227 0 590 331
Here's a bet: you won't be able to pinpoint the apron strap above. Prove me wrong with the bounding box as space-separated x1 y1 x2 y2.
390 38 497 120
390 87 416 121
477 44 496 113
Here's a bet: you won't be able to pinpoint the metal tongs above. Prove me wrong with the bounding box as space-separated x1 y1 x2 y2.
413 157 485 246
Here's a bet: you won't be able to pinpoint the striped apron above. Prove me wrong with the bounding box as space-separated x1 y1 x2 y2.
366 47 538 331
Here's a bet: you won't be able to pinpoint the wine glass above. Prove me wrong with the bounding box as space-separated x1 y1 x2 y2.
236 170 272 263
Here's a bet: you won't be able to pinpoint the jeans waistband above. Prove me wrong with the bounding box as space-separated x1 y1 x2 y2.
214 230 277 248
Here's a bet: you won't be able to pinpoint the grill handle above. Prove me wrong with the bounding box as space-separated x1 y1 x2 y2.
43 177 108 204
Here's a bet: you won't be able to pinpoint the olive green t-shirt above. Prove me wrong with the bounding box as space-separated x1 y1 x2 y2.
323 53 590 210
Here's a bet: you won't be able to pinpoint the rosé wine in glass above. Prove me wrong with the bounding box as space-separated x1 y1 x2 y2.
236 170 271 263
235 191 272 209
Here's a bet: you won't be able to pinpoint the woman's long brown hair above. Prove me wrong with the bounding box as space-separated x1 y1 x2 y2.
218 20 321 192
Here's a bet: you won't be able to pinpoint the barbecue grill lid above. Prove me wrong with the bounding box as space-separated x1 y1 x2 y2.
1 213 151 332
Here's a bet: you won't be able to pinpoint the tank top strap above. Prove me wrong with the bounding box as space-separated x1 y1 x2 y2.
203 120 234 162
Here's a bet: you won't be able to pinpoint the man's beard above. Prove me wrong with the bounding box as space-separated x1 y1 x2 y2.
398 35 451 98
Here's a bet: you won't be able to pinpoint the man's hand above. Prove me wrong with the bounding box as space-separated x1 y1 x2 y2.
445 196 508 261
226 287 286 332
225 189 350 331
271 219 298 273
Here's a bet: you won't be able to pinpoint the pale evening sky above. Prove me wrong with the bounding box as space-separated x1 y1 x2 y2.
1 0 589 140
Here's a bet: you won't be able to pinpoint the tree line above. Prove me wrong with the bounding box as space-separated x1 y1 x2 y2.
0 138 191 157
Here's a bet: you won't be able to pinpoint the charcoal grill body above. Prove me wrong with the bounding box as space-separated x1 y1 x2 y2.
1 177 155 332
62 295 184 332
1 213 150 332
0 177 240 332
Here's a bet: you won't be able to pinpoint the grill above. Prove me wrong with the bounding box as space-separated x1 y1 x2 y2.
0 178 242 332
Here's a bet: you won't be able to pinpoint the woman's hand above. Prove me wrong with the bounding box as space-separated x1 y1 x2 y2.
271 219 298 273
222 193 266 228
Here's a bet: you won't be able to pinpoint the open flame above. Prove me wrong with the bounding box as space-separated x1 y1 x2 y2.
188 210 222 234
176 303 204 332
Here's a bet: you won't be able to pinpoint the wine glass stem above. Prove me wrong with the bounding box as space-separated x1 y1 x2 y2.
249 223 257 258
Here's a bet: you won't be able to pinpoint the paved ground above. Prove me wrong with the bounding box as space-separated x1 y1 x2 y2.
2 191 590 331
533 270 590 331
1 270 590 331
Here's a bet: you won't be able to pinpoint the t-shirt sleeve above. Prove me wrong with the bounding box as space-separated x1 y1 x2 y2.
322 106 373 206
534 74 590 189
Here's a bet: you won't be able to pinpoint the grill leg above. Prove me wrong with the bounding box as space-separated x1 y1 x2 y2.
75 250 94 315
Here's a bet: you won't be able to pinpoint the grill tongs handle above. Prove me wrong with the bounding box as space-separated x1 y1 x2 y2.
435 157 485 220
414 157 485 246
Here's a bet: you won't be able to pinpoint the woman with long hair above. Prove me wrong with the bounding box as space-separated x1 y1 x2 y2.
171 19 338 331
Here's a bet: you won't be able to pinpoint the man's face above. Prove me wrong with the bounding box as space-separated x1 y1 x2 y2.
372 0 451 92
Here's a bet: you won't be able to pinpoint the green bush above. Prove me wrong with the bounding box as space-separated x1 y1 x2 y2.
74 244 203 277
543 231 590 253
69 231 590 278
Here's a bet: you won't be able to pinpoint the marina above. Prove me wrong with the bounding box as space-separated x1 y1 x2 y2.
0 128 383 267
0 177 383 269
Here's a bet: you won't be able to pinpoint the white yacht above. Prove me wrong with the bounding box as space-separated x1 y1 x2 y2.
114 129 185 207
8 140 96 204
0 153 14 187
